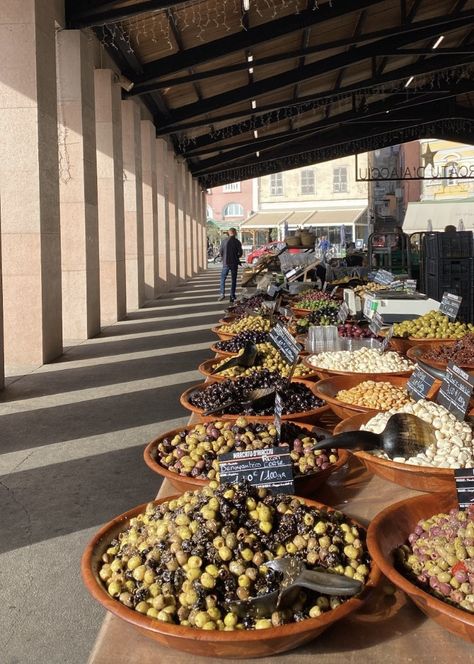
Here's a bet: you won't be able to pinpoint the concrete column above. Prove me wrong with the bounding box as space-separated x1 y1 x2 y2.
176 160 186 281
94 69 126 325
201 190 208 271
141 120 158 301
122 100 144 311
167 147 179 284
57 30 100 341
156 138 170 291
0 1 63 371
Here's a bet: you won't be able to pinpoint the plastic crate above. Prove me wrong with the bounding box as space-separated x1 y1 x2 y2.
423 232 474 259
425 272 473 324
425 257 473 280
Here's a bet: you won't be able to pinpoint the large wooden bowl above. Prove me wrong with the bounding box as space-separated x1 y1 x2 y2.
382 332 460 356
367 492 474 643
179 379 327 423
311 375 428 420
210 342 238 357
303 355 414 382
82 495 381 658
218 315 239 325
407 342 474 373
144 421 350 496
198 358 319 383
333 412 456 493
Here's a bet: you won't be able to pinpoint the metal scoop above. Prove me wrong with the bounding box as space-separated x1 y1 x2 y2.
211 342 258 375
227 558 363 618
203 386 276 417
311 413 436 459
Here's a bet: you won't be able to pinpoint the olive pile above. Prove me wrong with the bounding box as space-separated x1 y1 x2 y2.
397 505 474 613
220 315 272 335
422 333 474 365
215 331 269 353
155 419 338 479
188 370 323 416
212 342 312 379
292 301 340 325
99 483 370 629
393 311 474 339
229 295 266 316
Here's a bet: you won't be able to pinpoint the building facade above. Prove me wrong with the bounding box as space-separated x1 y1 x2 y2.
205 180 254 225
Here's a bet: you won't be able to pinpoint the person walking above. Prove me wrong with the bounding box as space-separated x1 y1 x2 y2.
218 228 242 302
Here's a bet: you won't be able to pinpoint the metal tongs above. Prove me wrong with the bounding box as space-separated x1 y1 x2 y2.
227 557 363 618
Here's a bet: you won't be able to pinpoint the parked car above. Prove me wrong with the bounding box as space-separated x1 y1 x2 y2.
246 241 299 265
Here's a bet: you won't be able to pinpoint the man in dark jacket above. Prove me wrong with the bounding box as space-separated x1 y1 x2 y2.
218 228 243 302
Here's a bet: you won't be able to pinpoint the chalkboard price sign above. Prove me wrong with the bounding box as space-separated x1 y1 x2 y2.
439 292 462 321
454 468 474 510
380 325 394 353
407 365 436 402
219 447 295 494
269 323 300 365
337 302 350 324
369 311 384 335
267 284 280 298
437 362 474 421
374 269 395 285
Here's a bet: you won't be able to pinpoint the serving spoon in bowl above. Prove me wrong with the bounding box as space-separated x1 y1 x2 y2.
211 342 258 375
203 386 276 417
227 558 363 618
310 413 436 460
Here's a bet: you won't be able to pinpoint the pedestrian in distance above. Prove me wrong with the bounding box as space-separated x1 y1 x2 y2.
218 228 243 303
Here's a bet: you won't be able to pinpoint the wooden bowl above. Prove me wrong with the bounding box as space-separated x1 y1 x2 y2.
311 375 429 420
407 342 474 373
383 332 460 356
82 495 381 658
302 355 414 382
218 315 239 325
291 306 314 319
198 358 319 383
210 343 237 357
144 421 350 497
333 412 456 492
179 379 327 423
367 492 474 643
211 325 236 341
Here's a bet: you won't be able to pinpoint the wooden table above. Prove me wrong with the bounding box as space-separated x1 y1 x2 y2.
87 450 472 663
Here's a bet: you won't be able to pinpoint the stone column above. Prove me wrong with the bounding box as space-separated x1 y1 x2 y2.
94 69 126 325
57 30 100 341
192 177 200 274
184 168 193 278
141 120 158 301
122 100 144 311
0 1 63 371
0 223 4 389
201 190 208 271
176 161 186 281
156 138 170 291
167 147 179 284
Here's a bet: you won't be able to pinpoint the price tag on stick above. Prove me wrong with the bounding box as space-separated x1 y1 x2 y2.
338 302 350 324
439 292 462 321
380 325 394 353
269 323 300 366
454 469 474 509
374 269 394 285
437 362 474 421
274 392 284 442
218 447 295 495
407 365 436 402
369 311 384 335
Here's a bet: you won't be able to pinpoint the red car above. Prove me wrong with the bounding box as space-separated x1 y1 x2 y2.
246 241 299 265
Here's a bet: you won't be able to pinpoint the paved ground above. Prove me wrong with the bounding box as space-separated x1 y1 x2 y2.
0 267 223 664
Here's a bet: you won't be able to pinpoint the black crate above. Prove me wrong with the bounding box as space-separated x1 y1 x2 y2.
423 232 473 259
425 257 473 281
425 272 474 324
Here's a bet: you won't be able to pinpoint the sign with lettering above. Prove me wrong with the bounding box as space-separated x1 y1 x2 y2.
405 279 417 294
373 269 394 285
267 284 280 298
338 302 350 324
363 294 379 319
219 447 295 494
437 362 474 421
269 323 300 365
439 292 462 321
389 280 404 291
407 365 436 402
454 468 474 509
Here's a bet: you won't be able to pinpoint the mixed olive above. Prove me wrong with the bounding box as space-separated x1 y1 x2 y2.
187 371 323 416
211 342 312 379
397 506 474 613
155 419 339 480
99 483 371 629
215 331 269 353
219 316 272 335
421 333 474 366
